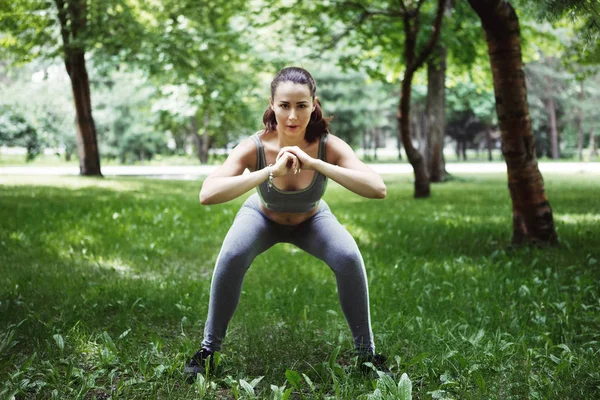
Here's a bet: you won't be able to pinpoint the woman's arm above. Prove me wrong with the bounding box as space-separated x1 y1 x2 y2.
277 134 386 199
200 138 299 205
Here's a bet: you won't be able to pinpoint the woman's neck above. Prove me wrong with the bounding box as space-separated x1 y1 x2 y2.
274 129 308 148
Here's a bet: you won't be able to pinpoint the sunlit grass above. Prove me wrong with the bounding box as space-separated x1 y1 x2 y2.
1 173 599 399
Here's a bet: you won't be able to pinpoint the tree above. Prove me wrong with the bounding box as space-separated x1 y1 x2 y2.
315 68 396 154
0 61 79 160
140 0 258 164
424 44 447 181
1 0 148 175
0 105 41 161
268 0 446 197
467 0 557 246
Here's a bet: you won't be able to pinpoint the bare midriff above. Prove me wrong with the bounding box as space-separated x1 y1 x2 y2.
259 203 319 225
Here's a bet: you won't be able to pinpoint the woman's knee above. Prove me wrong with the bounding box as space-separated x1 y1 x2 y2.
327 245 364 274
214 245 254 276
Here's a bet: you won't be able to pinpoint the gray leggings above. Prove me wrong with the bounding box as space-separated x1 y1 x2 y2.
201 193 374 355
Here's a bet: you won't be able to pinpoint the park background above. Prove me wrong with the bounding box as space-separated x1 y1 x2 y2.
1 0 600 399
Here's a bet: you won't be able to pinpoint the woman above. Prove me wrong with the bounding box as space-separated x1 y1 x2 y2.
185 67 388 379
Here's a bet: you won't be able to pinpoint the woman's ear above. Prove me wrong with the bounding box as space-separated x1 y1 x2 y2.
269 98 274 109
313 96 319 112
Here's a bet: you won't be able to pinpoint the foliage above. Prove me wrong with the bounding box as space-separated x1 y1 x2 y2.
2 0 600 164
315 67 397 147
514 0 600 63
0 0 146 66
1 173 599 398
0 105 41 161
141 0 261 153
91 69 169 163
0 61 77 160
524 44 600 158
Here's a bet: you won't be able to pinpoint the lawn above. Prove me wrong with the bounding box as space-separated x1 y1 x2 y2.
0 173 599 399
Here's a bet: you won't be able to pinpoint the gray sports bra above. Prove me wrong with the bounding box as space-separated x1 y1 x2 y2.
251 133 329 213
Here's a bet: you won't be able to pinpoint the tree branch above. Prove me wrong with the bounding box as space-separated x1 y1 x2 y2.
319 11 370 53
54 0 70 51
397 0 407 14
466 0 504 32
412 0 446 72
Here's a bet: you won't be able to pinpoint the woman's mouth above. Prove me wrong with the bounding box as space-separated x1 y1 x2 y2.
287 125 299 130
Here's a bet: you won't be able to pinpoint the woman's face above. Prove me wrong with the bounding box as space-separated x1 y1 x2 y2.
270 81 317 139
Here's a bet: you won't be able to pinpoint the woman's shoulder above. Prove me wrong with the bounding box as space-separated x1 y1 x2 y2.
323 133 349 151
226 135 260 168
324 133 355 164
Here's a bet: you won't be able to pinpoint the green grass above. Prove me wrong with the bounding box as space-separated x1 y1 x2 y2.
0 174 599 399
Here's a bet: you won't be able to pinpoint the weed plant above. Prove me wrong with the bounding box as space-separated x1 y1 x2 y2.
0 173 598 399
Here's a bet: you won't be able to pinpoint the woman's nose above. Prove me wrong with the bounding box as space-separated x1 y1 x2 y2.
289 108 297 120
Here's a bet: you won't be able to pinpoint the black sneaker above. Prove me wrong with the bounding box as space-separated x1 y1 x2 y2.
359 353 393 378
184 348 214 382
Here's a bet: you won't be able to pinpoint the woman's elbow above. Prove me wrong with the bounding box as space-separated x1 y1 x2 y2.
365 185 386 199
199 187 213 205
372 180 386 199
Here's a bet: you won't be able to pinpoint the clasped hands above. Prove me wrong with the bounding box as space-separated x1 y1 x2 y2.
271 146 315 177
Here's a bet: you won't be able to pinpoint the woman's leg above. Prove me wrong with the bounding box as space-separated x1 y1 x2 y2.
201 196 277 352
291 202 375 356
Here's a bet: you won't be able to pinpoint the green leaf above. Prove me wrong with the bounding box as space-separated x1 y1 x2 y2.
101 331 117 354
302 373 315 392
285 369 302 389
328 346 341 368
398 373 412 400
239 379 256 399
249 376 264 388
52 334 64 352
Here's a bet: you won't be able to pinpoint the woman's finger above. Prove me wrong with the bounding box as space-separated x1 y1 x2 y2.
277 147 293 162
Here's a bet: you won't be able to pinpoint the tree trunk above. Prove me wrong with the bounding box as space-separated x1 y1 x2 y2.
56 0 101 176
413 109 422 152
425 45 447 182
191 113 210 164
467 0 557 246
577 80 584 161
397 134 403 160
590 130 598 157
201 110 210 163
397 0 446 198
373 128 379 160
486 128 493 161
547 96 559 159
399 74 430 198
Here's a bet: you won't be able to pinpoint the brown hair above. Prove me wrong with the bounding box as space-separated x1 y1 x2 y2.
262 67 331 143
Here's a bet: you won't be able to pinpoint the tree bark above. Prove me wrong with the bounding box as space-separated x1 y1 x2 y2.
577 80 584 161
425 45 447 182
56 0 102 176
467 0 557 246
590 130 598 157
547 96 559 159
